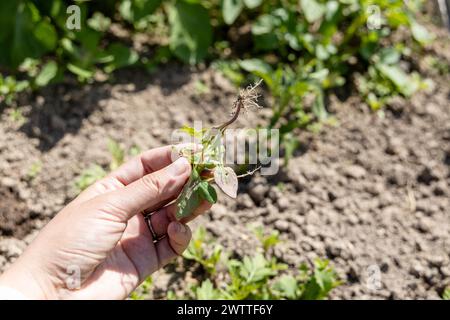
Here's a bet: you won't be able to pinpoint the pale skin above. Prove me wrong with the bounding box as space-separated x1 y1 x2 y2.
0 145 212 299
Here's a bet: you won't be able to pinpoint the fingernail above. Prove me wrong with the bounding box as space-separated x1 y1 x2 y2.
168 157 190 176
174 222 186 234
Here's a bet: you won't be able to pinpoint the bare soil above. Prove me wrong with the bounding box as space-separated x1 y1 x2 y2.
0 38 449 299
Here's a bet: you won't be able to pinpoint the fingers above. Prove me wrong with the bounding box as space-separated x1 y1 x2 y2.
167 222 192 255
109 143 201 186
146 200 212 237
98 157 191 222
70 146 175 206
109 145 174 185
155 222 192 267
72 144 200 207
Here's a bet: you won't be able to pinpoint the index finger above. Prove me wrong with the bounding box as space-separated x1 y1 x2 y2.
70 144 199 206
109 145 175 186
70 145 176 206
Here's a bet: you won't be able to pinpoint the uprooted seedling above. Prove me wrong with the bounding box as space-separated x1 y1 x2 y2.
174 80 263 219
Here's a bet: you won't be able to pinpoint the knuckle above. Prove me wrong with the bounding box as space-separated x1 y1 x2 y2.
141 174 165 198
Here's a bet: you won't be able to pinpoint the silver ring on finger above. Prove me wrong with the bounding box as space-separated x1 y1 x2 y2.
142 212 167 244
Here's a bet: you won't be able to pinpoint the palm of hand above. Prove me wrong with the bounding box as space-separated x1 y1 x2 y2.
9 146 209 299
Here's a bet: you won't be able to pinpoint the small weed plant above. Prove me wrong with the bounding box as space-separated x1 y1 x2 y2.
132 226 340 300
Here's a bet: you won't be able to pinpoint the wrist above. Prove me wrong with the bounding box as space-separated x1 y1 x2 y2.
0 255 60 300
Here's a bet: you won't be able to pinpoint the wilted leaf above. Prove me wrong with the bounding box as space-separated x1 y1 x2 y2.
214 166 238 198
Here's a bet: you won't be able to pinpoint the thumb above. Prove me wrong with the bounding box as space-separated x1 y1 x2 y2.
98 157 191 222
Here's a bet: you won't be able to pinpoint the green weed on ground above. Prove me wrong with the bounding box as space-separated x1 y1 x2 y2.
132 226 341 300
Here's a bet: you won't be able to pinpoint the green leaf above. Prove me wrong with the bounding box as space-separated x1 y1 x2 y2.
67 63 94 80
33 19 58 53
239 59 274 88
176 169 217 219
378 48 401 65
34 61 58 87
301 259 339 300
251 15 280 51
0 2 57 67
119 0 162 23
282 133 299 165
180 125 206 138
243 0 262 9
75 165 107 192
169 1 212 64
376 63 417 96
410 20 433 45
240 254 275 283
254 33 279 51
272 275 298 299
239 59 272 76
196 280 220 299
312 89 328 121
87 12 111 32
300 0 325 23
443 288 450 300
252 14 276 35
222 0 244 25
107 139 125 170
104 43 138 73
198 181 218 204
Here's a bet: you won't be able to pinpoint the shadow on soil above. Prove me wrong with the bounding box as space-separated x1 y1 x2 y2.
15 65 193 151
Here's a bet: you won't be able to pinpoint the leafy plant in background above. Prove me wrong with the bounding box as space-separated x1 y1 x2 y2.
251 224 281 252
9 108 26 124
443 287 450 300
75 165 107 192
355 47 432 110
235 0 433 139
26 161 43 181
0 0 436 162
129 276 153 300
182 227 224 276
107 138 125 171
158 226 340 300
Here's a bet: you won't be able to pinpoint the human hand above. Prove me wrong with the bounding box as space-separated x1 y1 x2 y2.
0 145 211 299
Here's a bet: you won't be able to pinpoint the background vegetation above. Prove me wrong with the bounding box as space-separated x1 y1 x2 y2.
1 1 433 149
0 0 441 300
